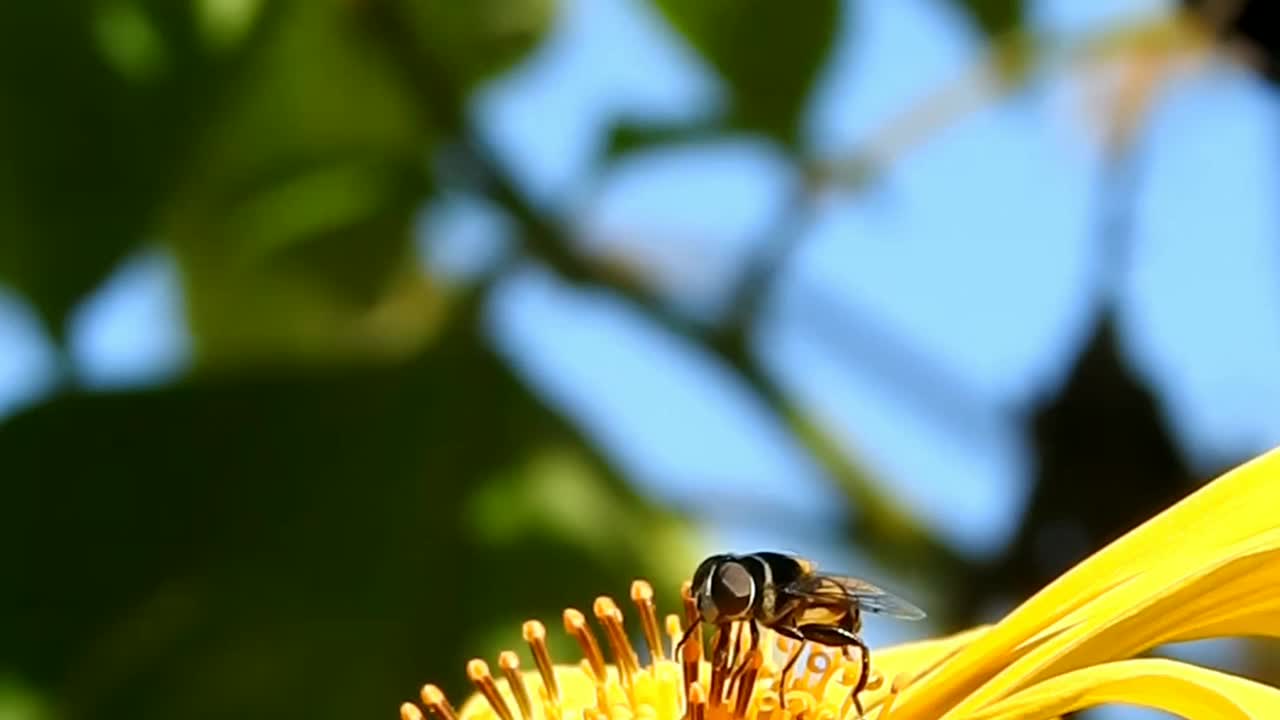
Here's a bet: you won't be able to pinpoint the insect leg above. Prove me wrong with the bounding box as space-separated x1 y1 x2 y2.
842 611 869 720
745 619 759 654
675 618 702 654
792 624 869 719
772 623 806 692
733 619 758 676
841 641 869 719
711 622 733 669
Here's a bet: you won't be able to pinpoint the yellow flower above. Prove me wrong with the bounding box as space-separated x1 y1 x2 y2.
401 447 1280 720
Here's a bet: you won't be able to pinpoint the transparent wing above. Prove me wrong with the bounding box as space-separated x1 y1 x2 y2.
784 574 926 620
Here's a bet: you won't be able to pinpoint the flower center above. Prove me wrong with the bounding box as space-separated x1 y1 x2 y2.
400 580 912 720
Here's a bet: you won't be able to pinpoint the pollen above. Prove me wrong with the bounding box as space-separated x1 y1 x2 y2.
402 580 901 720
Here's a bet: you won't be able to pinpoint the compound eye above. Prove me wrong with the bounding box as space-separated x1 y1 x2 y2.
691 556 719 597
711 562 755 618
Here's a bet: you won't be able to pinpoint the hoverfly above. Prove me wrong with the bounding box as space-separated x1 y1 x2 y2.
677 552 925 718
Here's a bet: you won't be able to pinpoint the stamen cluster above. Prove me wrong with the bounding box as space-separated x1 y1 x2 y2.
401 581 896 720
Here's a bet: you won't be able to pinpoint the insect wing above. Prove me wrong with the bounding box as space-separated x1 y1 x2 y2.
785 574 926 620
849 583 926 620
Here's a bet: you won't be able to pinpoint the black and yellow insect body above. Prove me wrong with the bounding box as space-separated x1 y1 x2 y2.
678 552 925 718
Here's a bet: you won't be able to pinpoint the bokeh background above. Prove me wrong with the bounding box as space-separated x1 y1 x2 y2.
3 0 1279 718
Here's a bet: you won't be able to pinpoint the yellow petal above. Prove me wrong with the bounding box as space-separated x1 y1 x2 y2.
891 446 1280 719
963 658 1280 720
872 626 990 682
942 531 1280 716
841 626 990 714
944 516 1280 717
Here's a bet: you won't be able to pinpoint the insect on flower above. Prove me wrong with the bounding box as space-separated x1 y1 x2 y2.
679 552 925 718
402 448 1280 720
400 554 925 720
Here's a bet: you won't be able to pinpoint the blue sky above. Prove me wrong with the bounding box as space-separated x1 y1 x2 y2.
1 1 1276 715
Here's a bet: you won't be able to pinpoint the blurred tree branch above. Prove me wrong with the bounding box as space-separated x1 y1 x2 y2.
359 0 972 591
955 0 1254 623
362 0 1269 627
812 6 1228 192
5 3 1274 719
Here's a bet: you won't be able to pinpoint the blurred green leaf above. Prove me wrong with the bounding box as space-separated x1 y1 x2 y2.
396 0 557 91
164 0 557 365
164 0 440 364
0 675 55 720
0 0 554 362
948 0 1024 36
0 1 261 335
648 0 839 145
600 119 721 164
0 329 693 720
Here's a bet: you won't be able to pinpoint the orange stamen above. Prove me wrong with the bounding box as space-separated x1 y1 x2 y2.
756 691 780 720
708 626 732 707
874 672 912 720
420 684 459 720
785 691 814 720
680 617 702 701
732 650 764 718
631 580 667 663
538 684 563 720
499 651 534 720
688 681 707 720
523 620 561 701
467 659 515 720
808 651 840 699
595 683 611 716
664 614 683 658
403 582 897 720
863 671 884 692
680 582 700 642
565 608 608 682
594 596 641 680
